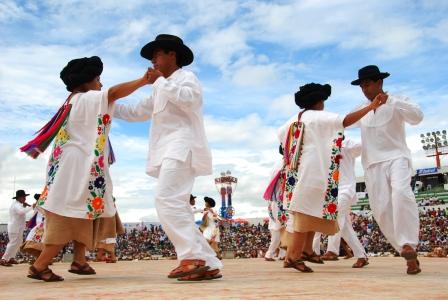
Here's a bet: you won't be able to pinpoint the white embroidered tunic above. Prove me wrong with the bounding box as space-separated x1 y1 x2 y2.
279 110 344 218
40 90 116 220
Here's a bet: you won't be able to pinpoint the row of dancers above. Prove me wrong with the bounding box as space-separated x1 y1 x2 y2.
263 67 422 275
2 33 422 282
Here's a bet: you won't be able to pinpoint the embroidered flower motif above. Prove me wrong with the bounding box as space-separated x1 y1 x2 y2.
322 132 343 220
287 176 296 186
56 128 69 143
91 197 103 210
327 203 337 213
94 176 105 188
40 118 70 207
102 114 110 125
38 186 48 206
336 137 343 148
53 146 62 160
96 135 106 152
98 155 104 168
335 154 342 164
331 188 338 198
86 113 112 220
332 170 339 181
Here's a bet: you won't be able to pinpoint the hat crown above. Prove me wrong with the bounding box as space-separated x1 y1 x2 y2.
358 65 381 77
14 189 28 199
140 34 194 66
351 65 389 85
155 34 184 45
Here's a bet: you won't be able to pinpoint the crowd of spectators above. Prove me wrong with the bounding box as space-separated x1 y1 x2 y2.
219 223 270 258
418 197 445 207
1 207 447 263
115 224 176 260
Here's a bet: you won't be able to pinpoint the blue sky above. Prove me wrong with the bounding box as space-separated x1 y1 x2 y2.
1 0 447 222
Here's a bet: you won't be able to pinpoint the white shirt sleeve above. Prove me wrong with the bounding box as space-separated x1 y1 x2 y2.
152 72 202 109
345 139 362 158
113 96 154 122
390 96 423 125
320 111 344 131
13 202 32 215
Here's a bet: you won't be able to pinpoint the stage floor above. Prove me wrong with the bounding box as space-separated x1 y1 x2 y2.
0 257 447 299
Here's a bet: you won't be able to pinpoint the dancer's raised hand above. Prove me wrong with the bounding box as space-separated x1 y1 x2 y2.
370 92 388 109
147 68 163 84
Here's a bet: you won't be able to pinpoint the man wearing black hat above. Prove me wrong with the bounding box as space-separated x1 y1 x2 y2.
0 190 33 266
114 34 222 281
351 65 423 275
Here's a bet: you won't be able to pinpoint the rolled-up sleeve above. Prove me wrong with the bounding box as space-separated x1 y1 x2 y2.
392 96 423 125
152 72 202 110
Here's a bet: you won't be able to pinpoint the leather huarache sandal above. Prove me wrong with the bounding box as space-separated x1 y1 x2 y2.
302 251 324 264
400 246 421 275
285 259 314 273
28 266 64 282
167 259 210 279
68 261 96 275
352 258 369 268
321 251 339 261
0 259 12 267
177 269 222 281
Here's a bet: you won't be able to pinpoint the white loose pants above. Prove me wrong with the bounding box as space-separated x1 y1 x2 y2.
313 232 322 254
327 194 367 258
365 157 419 252
265 229 286 259
2 231 23 260
154 157 222 270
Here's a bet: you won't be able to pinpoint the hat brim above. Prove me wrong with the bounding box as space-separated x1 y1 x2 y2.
140 40 194 67
13 193 29 199
351 72 390 85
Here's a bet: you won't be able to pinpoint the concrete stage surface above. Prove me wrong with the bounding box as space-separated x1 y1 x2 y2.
0 257 446 299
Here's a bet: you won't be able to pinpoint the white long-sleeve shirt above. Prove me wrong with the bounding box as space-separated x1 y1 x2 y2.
339 139 362 203
7 200 32 233
114 68 212 178
352 94 423 169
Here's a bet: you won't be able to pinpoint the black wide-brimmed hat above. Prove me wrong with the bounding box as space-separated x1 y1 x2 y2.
204 196 216 208
13 190 29 199
60 56 103 92
140 34 194 67
34 193 41 201
351 65 390 85
295 83 331 109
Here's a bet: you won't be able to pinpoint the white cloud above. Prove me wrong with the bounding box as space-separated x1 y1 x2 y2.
1 0 447 223
0 0 29 23
231 63 279 87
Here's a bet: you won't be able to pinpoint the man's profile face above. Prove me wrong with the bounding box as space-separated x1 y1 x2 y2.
359 78 382 101
151 48 177 75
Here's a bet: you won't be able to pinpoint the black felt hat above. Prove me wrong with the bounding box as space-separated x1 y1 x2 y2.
140 34 194 67
34 193 41 201
204 197 216 208
295 83 331 109
351 65 390 85
13 190 29 199
60 56 103 92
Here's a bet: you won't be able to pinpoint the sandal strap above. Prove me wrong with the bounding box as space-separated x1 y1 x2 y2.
71 261 92 271
180 259 205 267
